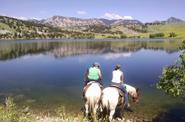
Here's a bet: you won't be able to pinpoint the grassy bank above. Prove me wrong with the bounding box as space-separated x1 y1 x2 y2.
0 97 88 122
0 97 151 122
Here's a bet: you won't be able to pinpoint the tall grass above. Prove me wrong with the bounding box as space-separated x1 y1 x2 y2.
0 97 89 122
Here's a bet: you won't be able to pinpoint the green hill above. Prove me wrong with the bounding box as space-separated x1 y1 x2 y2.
0 16 95 39
146 23 185 39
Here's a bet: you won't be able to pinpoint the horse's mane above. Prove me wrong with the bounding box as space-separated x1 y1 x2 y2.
124 84 136 91
125 84 140 97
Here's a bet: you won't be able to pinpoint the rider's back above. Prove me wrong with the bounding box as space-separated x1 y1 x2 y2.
88 67 100 81
112 69 123 84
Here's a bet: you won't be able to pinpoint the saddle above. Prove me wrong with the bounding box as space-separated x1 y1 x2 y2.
110 84 125 97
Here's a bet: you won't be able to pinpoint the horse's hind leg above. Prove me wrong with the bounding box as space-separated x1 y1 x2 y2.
92 103 99 120
109 109 115 122
85 102 89 117
94 103 99 114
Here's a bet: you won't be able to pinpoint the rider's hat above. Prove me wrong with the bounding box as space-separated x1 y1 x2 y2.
115 64 121 69
93 62 100 67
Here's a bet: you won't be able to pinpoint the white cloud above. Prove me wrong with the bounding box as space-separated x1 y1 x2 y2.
103 52 132 60
13 16 28 20
30 17 41 20
77 10 87 15
0 13 41 20
12 16 41 20
0 13 27 20
123 16 133 20
102 13 133 20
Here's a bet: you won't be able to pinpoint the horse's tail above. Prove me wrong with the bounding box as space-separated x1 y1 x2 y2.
103 101 110 116
89 94 95 113
88 83 101 114
101 93 110 115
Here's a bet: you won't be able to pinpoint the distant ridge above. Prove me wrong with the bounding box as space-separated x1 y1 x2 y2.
0 15 185 39
39 15 144 28
146 17 184 25
166 17 184 23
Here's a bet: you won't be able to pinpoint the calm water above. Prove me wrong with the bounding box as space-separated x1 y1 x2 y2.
0 39 184 120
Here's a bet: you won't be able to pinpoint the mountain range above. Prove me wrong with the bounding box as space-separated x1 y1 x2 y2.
0 15 185 39
39 16 183 27
39 16 144 28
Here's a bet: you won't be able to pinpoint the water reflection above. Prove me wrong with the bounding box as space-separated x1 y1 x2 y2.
0 40 181 60
0 39 184 120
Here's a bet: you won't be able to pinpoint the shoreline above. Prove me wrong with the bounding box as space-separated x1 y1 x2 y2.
0 38 180 43
0 96 154 122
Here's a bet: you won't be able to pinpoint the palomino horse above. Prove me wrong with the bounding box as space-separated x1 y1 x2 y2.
101 84 139 121
84 81 102 120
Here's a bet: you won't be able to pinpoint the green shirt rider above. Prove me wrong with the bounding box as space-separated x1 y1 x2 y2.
83 62 103 98
84 62 103 86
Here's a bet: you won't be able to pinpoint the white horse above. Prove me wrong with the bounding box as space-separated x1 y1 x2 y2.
101 84 139 121
84 81 102 120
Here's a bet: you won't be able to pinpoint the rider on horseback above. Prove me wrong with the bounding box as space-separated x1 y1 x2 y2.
111 64 130 108
83 62 103 97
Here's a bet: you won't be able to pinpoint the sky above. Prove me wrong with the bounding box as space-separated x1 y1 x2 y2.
0 0 185 22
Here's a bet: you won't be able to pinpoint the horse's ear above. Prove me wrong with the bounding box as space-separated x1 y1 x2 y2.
136 88 139 93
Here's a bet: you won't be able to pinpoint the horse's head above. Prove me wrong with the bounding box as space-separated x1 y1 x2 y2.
131 87 139 103
125 84 140 103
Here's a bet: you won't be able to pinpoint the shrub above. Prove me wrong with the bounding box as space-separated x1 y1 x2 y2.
120 34 127 39
169 32 177 38
149 33 165 38
157 40 185 97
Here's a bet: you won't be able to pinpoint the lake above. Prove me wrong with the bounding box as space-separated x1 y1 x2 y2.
0 39 184 121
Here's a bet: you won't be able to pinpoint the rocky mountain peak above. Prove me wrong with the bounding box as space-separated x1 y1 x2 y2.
41 16 105 29
166 17 184 23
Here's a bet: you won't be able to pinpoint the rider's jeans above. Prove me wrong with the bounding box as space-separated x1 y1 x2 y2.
121 84 129 106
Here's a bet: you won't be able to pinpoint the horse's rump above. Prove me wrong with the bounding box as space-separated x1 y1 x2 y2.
83 81 101 98
102 87 120 108
84 82 102 115
101 87 125 121
85 82 101 98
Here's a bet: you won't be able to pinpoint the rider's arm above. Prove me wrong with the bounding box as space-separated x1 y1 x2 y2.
120 72 124 84
84 69 89 85
98 69 103 86
98 69 102 80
